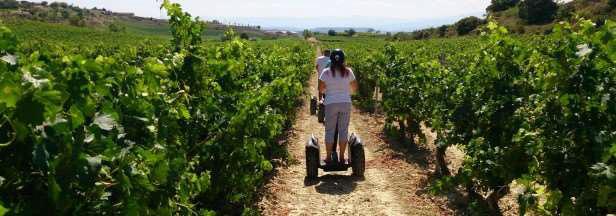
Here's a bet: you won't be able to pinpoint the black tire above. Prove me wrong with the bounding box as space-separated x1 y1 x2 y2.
318 103 325 123
310 96 317 115
350 143 365 177
306 146 319 179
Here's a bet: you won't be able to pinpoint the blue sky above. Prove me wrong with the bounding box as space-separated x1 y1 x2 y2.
29 0 491 30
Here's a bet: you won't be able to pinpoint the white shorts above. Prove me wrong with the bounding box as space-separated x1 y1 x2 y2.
324 102 351 144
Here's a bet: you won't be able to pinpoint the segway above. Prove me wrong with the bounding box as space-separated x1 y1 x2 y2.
305 115 365 179
310 96 325 123
310 96 318 115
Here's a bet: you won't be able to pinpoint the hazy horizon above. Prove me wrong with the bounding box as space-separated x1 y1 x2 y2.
27 0 490 31
224 14 485 32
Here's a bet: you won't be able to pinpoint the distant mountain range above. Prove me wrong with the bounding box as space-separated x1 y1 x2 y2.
310 27 375 33
210 14 484 33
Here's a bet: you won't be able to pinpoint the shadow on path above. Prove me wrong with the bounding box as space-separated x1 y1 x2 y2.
304 174 364 195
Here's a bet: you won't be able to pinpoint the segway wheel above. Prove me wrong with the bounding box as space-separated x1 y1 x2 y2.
349 134 365 177
310 96 317 115
351 146 365 177
306 136 320 179
317 103 325 123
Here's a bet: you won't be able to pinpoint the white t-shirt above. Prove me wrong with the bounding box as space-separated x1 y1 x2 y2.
316 56 330 76
319 68 356 105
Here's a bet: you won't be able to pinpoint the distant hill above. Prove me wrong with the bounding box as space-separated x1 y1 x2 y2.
489 0 616 34
392 0 615 40
0 0 276 39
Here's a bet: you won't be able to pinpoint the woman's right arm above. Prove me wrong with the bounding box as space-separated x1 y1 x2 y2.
349 68 358 94
350 80 358 94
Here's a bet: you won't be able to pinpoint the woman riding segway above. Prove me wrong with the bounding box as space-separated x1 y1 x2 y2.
318 49 358 164
306 49 364 179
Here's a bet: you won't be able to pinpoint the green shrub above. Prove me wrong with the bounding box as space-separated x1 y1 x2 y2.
302 29 313 39
108 23 126 33
438 25 449 37
239 32 249 40
519 0 558 24
455 16 484 35
68 16 85 27
345 28 356 37
487 0 520 12
555 3 575 20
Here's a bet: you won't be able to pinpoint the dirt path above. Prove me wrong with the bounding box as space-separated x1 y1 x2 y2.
257 47 453 216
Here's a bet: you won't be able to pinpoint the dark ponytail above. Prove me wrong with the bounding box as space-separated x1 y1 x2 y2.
330 61 348 78
329 49 348 77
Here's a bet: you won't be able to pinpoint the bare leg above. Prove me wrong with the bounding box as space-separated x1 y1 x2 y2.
325 142 334 161
324 102 336 162
337 103 352 163
339 140 347 162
